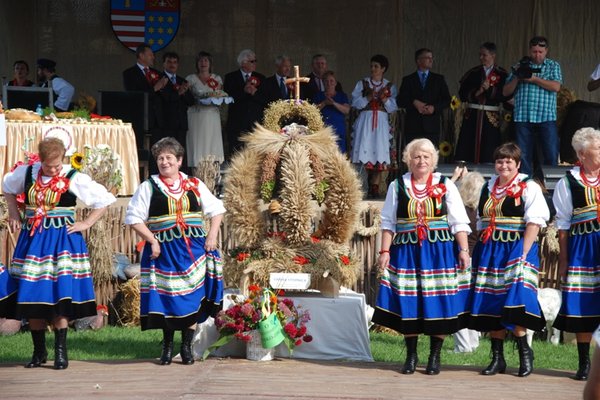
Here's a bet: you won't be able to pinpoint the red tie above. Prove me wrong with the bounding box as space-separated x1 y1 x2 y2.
144 67 151 83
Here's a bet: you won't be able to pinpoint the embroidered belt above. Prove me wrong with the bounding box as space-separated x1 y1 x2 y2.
467 103 500 112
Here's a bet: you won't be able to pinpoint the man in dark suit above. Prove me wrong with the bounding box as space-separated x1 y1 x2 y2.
157 52 195 172
262 55 292 106
223 49 266 159
397 48 451 147
122 44 168 161
301 54 343 102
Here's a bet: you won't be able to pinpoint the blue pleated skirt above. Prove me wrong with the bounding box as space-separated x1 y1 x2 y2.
554 230 600 333
9 225 97 320
469 238 545 332
140 234 223 330
373 239 471 335
0 262 18 318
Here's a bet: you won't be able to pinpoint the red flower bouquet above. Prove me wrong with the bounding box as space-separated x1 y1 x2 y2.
203 285 311 359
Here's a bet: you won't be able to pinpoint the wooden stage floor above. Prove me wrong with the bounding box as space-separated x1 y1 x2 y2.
0 358 584 399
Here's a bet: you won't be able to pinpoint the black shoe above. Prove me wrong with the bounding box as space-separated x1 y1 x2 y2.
481 338 506 375
425 336 443 375
515 335 533 377
401 336 418 374
25 330 48 368
53 328 69 370
181 329 195 365
573 342 590 381
160 329 174 365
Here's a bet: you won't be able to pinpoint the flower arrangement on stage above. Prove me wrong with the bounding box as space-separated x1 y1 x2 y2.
202 285 312 359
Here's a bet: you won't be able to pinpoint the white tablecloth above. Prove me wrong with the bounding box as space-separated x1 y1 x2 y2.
193 291 373 362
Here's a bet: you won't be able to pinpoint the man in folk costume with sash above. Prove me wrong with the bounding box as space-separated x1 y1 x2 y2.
553 128 600 381
125 137 225 365
469 143 549 377
455 42 509 163
2 137 116 369
373 138 472 375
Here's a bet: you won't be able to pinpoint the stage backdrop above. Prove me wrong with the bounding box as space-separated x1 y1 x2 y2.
1 0 599 109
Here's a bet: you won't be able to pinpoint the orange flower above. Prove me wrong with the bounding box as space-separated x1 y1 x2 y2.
340 255 351 265
237 252 251 262
270 295 278 304
293 256 310 265
248 284 261 293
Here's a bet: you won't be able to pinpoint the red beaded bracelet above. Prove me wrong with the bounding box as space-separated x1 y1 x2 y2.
378 250 390 255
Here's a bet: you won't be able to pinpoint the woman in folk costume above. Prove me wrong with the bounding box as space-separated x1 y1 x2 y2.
553 127 600 381
2 137 116 369
372 138 472 375
125 137 225 365
350 54 398 197
469 143 549 377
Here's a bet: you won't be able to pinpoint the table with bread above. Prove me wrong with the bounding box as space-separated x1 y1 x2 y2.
0 108 139 195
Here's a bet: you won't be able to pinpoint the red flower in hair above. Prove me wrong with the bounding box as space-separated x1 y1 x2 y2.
340 255 351 265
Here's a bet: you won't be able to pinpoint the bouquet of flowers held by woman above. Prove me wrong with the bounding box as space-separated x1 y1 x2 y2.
202 285 312 360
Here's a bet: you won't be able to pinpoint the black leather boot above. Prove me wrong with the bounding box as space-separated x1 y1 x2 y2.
159 329 174 365
401 336 419 374
481 338 506 375
515 335 533 377
425 336 444 375
573 342 590 381
25 330 48 368
53 328 69 370
180 329 195 365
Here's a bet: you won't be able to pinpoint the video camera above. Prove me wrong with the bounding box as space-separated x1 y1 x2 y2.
512 57 542 79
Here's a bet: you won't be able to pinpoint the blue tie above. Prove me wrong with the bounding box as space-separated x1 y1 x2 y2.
280 76 288 99
420 72 427 88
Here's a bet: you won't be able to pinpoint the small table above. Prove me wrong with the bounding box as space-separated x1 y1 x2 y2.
0 120 140 195
193 291 373 362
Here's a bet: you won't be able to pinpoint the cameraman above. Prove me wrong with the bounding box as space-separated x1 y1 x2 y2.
503 36 562 176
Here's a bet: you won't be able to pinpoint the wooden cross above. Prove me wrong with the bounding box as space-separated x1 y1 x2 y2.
285 65 310 101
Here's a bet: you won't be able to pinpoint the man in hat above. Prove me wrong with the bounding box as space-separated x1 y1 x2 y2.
37 58 75 112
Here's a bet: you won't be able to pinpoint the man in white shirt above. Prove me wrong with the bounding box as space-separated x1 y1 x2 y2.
36 58 75 112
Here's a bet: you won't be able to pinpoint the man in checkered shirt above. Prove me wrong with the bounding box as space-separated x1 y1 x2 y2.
503 36 562 176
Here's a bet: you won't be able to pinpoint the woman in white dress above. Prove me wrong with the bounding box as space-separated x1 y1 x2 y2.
186 51 225 169
351 54 398 197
